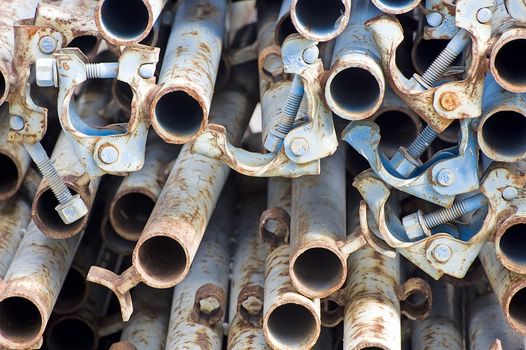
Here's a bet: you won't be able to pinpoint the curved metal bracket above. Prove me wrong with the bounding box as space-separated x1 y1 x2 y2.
54 45 159 177
423 0 458 40
343 118 479 207
353 164 523 279
366 0 493 132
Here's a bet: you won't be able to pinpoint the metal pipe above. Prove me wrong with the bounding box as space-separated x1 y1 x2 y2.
275 0 296 46
0 0 39 106
101 214 136 257
46 314 99 350
325 0 385 120
479 242 526 335
344 247 401 350
490 28 526 93
0 221 83 349
478 75 526 162
469 293 524 350
263 244 321 350
259 178 291 247
370 0 420 14
0 107 31 201
150 0 227 144
289 147 347 298
289 0 350 42
108 138 177 241
110 286 171 350
165 199 231 349
95 0 168 45
228 314 269 350
32 131 100 239
495 215 526 274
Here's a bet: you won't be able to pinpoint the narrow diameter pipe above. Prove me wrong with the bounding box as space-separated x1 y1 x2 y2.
150 0 227 144
0 222 83 349
490 28 526 93
263 244 321 350
344 247 401 350
32 132 100 239
290 148 347 298
96 0 168 45
371 0 421 14
325 0 385 120
260 177 291 247
290 0 350 42
165 200 231 349
495 218 526 274
109 139 176 241
274 0 296 46
479 242 526 335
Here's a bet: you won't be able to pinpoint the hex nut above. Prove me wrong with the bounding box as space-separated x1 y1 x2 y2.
55 194 88 224
264 132 283 154
36 58 57 87
402 212 426 240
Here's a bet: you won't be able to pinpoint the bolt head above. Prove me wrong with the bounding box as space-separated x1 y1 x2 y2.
264 132 283 153
502 186 518 201
477 8 493 23
436 168 456 187
35 58 56 87
99 144 119 164
426 12 443 27
10 115 25 131
402 212 426 240
432 244 452 263
139 63 156 79
439 92 460 111
290 137 309 156
55 194 88 224
199 297 220 315
240 296 263 316
38 36 57 54
302 46 319 65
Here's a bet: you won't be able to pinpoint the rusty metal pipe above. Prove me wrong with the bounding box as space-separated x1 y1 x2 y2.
289 0 350 42
275 0 296 46
325 0 385 120
150 0 227 144
490 28 526 93
95 0 168 45
259 178 291 247
165 200 231 349
46 314 98 350
344 247 401 350
371 0 421 14
263 244 321 350
478 75 526 162
495 216 526 274
0 222 83 349
32 131 100 239
227 314 269 350
108 139 176 241
479 242 526 335
469 292 524 350
289 147 347 299
110 286 171 350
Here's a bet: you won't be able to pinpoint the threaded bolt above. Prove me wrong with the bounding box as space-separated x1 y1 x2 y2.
422 193 487 230
85 62 119 79
406 125 439 159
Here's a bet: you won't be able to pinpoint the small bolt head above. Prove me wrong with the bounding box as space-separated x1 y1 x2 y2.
436 168 456 186
55 194 88 224
477 8 493 23
502 186 518 201
439 91 460 111
139 63 156 79
38 36 57 54
240 296 263 316
302 46 319 65
290 137 309 156
264 132 284 153
10 115 25 131
432 244 452 263
402 212 426 240
426 12 443 27
199 297 220 315
35 57 56 87
99 144 119 164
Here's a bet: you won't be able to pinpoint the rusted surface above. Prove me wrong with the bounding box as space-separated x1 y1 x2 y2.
290 147 347 298
111 286 171 350
32 131 100 239
227 314 269 350
370 0 420 14
259 178 291 248
109 138 177 241
263 244 321 350
344 247 401 350
469 292 524 350
397 277 432 321
479 242 526 335
165 200 231 349
150 0 227 144
0 221 83 349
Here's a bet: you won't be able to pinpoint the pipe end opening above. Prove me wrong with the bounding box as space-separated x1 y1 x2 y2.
154 91 204 142
494 38 526 91
54 267 88 314
294 0 346 39
67 35 98 56
481 111 526 159
509 287 526 331
267 303 317 348
374 110 419 157
292 247 345 295
499 223 526 267
0 297 42 342
112 192 155 240
100 0 149 41
47 318 96 350
138 236 187 284
0 154 20 199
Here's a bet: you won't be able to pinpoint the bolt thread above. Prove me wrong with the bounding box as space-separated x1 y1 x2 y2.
423 200 470 229
420 47 457 87
85 63 99 79
36 158 73 204
274 75 305 137
406 125 439 159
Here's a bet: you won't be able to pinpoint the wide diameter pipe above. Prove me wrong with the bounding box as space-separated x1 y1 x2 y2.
490 28 526 93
